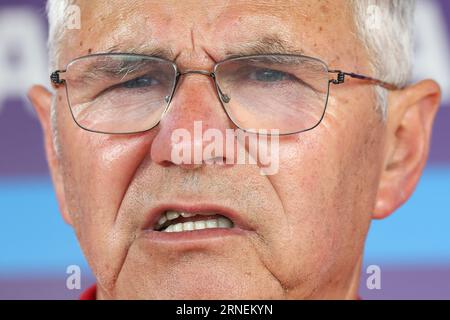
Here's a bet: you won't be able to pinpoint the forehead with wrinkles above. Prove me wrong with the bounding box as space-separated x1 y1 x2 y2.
57 0 367 74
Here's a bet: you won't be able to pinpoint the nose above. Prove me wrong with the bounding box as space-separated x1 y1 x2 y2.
150 72 235 169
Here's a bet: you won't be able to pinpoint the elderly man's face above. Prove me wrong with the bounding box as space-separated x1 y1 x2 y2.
29 0 440 299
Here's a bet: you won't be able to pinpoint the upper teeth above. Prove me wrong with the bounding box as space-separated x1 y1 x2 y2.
156 210 233 232
164 217 232 232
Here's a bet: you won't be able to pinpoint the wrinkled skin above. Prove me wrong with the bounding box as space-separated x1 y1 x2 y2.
29 0 440 299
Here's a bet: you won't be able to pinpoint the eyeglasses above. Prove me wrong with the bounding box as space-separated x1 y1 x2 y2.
50 53 399 135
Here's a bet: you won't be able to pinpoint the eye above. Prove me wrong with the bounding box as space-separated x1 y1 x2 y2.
249 69 292 82
122 76 159 89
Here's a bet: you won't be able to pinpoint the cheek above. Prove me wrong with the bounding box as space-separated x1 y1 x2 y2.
58 110 157 289
263 109 384 290
60 130 154 218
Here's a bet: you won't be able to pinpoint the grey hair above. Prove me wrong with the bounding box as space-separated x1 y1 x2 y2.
350 0 416 117
46 0 416 126
46 0 77 157
46 0 76 73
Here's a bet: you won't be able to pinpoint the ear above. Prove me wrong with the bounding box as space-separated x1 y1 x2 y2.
28 85 72 225
373 80 441 219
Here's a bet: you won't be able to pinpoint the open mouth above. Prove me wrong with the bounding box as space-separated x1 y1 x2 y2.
154 210 234 232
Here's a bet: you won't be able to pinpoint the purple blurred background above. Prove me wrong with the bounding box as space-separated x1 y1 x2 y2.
0 0 449 299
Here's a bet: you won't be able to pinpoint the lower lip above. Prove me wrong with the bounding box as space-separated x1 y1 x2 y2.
139 227 248 245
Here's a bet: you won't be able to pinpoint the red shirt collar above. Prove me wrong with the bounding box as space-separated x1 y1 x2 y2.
79 284 97 300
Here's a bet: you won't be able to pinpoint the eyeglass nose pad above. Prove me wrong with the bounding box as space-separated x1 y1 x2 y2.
220 93 230 103
217 86 230 103
164 95 170 103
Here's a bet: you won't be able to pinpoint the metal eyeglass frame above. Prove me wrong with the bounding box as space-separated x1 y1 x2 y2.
50 53 401 135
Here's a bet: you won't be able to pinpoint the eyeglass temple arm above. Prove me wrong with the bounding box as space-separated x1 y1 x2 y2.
328 70 400 90
50 70 66 86
50 68 400 90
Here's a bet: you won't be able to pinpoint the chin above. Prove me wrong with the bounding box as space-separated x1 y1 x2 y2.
113 265 283 299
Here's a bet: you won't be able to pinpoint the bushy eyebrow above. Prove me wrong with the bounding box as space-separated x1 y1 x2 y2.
80 58 158 82
223 35 305 59
105 42 176 60
74 43 176 81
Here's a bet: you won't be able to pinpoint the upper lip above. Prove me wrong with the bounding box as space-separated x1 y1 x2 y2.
142 203 253 232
